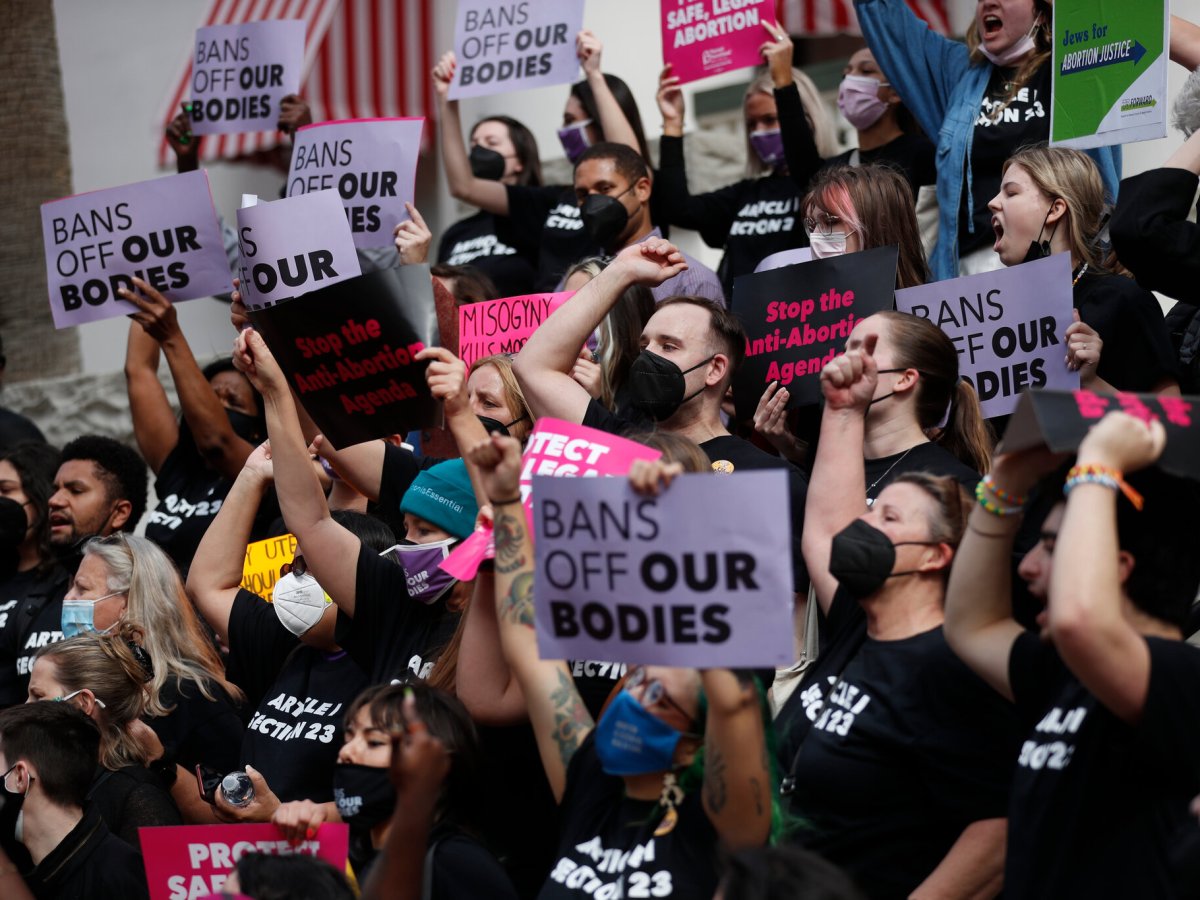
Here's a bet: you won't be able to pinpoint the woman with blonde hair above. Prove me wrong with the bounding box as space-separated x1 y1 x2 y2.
989 145 1178 393
63 533 245 773
28 624 182 845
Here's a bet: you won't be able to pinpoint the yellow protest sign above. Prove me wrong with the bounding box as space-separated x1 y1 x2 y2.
242 533 297 600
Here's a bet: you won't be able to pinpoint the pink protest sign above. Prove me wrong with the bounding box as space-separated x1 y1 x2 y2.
188 19 305 135
520 418 664 505
533 470 795 667
449 0 586 100
235 189 361 310
662 0 777 85
139 822 349 900
288 118 426 250
459 291 573 368
40 170 231 329
895 253 1078 419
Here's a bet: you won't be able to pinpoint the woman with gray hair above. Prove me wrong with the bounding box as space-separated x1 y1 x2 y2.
61 532 244 775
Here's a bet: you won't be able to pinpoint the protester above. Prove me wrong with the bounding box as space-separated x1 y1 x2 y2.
944 412 1200 895
0 702 150 898
716 845 867 900
224 853 354 900
990 146 1178 394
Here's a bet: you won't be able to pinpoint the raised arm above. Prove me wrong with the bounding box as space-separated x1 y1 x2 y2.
465 434 593 802
762 21 823 191
577 31 640 154
513 239 688 423
233 328 362 616
1048 412 1165 724
700 669 772 849
1170 15 1200 71
125 320 179 474
122 277 254 479
433 52 509 215
801 335 878 614
456 566 528 726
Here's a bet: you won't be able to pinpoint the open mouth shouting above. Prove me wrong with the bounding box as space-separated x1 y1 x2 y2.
992 216 1005 252
982 14 1004 41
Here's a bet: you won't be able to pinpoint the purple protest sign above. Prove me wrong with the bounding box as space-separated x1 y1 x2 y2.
188 19 304 135
448 0 585 101
662 0 777 85
40 170 231 329
895 253 1078 419
288 118 426 249
533 470 794 668
235 189 361 310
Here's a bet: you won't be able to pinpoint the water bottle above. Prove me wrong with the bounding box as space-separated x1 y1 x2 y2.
220 771 255 807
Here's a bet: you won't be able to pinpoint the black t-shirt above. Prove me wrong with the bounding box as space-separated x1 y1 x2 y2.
826 131 937 200
864 440 979 504
148 675 244 774
336 544 460 685
437 210 538 299
0 565 68 705
143 441 232 574
538 733 721 899
786 621 1019 899
87 765 182 848
1074 271 1178 392
429 823 520 900
960 61 1051 255
499 185 602 293
1005 633 1200 898
227 589 369 803
22 806 150 900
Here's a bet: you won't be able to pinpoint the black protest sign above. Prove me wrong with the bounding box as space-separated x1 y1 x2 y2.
999 389 1200 479
250 264 441 446
731 245 898 417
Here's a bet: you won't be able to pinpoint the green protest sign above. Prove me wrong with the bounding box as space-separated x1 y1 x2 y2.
1051 0 1167 149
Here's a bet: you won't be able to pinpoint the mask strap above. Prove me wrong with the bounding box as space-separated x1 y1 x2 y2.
1035 203 1060 256
677 355 717 409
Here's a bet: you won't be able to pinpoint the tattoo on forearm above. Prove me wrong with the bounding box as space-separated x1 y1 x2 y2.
499 571 535 628
494 511 524 574
705 744 728 814
549 668 593 771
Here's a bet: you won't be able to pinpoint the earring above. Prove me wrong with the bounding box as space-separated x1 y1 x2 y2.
654 772 685 836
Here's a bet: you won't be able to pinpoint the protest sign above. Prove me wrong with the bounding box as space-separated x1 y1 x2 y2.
287 118 425 249
458 291 572 368
731 245 898 417
40 171 230 329
188 19 304 136
519 418 663 504
249 264 440 446
533 470 794 667
449 0 585 100
755 247 812 273
662 0 777 85
140 822 348 900
241 533 296 600
999 389 1200 479
1051 0 1168 149
235 189 361 309
895 254 1078 419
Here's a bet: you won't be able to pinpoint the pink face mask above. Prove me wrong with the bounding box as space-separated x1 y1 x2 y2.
837 75 890 130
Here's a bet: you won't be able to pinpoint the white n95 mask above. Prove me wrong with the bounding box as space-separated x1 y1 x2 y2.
272 572 332 636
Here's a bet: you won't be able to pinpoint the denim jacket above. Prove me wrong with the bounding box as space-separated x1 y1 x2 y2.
855 0 1121 281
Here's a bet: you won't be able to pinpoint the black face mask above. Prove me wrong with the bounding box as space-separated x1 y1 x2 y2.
469 145 507 181
1023 205 1059 264
580 187 636 249
627 350 714 422
477 413 527 437
828 518 938 600
226 408 265 444
333 763 396 829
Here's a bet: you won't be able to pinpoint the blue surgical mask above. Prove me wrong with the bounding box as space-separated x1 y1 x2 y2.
594 689 685 775
60 591 122 639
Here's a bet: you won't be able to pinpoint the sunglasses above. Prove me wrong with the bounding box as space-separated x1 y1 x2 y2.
280 554 308 578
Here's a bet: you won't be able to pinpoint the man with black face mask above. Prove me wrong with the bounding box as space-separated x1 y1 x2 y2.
573 142 725 305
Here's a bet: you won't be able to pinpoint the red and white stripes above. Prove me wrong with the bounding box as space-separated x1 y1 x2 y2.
778 0 951 37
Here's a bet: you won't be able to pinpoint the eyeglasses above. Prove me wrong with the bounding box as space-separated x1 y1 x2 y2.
625 667 697 726
803 212 843 236
280 554 308 578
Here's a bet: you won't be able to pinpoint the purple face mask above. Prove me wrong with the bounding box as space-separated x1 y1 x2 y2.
749 128 786 168
382 538 458 604
558 119 593 164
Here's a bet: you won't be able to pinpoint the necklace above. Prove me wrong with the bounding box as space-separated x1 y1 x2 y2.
1072 262 1089 286
866 445 915 500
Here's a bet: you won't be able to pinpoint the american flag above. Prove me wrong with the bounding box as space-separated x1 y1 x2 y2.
157 0 433 166
779 0 952 36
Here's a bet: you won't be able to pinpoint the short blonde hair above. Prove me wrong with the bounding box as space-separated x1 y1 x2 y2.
1002 145 1107 271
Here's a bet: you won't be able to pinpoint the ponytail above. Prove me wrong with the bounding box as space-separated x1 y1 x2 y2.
931 379 994 475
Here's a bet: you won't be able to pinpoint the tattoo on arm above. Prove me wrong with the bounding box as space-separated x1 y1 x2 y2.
494 511 525 575
499 571 535 628
705 744 728 814
548 668 593 772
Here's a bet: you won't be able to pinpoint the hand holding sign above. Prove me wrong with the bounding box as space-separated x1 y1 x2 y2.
418 347 470 418
657 64 685 131
1077 411 1168 474
234 327 289 400
627 458 686 497
121 277 183 344
1065 309 1103 387
760 20 795 87
277 93 312 135
432 51 456 102
820 332 879 412
576 29 603 75
394 203 432 265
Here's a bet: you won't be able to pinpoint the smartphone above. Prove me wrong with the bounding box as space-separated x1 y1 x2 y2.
195 765 223 804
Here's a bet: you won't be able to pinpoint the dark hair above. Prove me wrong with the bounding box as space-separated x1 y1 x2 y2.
0 441 60 572
575 141 650 185
329 509 394 555
570 73 651 160
631 433 710 473
233 852 354 900
656 296 748 379
0 702 100 808
720 845 867 900
202 356 265 418
59 435 148 532
874 312 994 474
471 115 543 187
344 683 483 831
430 264 501 305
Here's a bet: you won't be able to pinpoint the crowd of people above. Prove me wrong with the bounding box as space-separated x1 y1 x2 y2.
5 2 1200 897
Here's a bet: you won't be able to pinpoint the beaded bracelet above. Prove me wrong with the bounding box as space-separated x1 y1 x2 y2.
980 474 1027 507
1063 464 1144 510
975 478 1025 517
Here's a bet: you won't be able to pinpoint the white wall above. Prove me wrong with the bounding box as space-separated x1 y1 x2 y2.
54 0 1200 374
